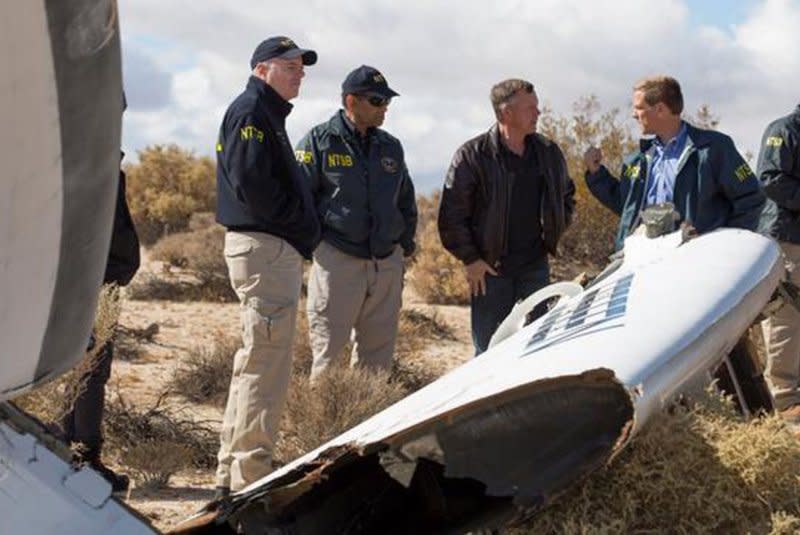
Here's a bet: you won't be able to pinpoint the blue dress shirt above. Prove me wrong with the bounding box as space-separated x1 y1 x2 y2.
645 122 689 206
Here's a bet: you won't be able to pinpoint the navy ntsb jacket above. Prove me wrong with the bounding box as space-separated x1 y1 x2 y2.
215 76 320 259
586 123 766 250
295 110 417 259
757 105 800 244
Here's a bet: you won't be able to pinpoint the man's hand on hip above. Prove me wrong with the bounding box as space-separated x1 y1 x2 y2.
465 259 497 297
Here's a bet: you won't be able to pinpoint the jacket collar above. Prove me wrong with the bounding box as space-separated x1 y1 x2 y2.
639 121 711 153
328 109 376 142
488 123 548 154
247 76 292 118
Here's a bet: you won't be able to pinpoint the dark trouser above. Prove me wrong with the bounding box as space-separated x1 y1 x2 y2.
470 263 550 356
61 337 114 451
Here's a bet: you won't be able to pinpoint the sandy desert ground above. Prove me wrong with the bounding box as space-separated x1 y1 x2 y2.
108 252 474 532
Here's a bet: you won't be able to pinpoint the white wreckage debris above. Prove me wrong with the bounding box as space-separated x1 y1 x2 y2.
173 228 782 534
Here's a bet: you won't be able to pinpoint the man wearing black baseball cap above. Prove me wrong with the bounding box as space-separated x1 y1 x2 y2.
214 36 321 497
340 64 399 99
296 65 417 382
249 35 317 69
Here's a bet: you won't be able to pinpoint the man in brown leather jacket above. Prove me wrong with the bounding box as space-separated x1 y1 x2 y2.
438 79 575 354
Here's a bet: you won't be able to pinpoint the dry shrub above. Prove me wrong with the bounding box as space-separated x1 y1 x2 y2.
390 354 440 394
275 367 408 463
391 309 455 391
116 323 159 361
292 305 452 391
136 223 235 302
188 211 217 231
125 144 215 245
169 335 239 405
16 284 122 425
538 97 635 275
276 308 453 463
104 393 218 470
168 306 312 407
397 308 454 345
127 274 200 302
514 391 800 534
771 511 800 534
409 198 470 305
127 272 235 303
552 183 618 280
415 190 441 234
150 224 226 279
124 441 194 489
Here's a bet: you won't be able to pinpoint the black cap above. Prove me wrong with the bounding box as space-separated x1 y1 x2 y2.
250 36 317 69
341 65 399 98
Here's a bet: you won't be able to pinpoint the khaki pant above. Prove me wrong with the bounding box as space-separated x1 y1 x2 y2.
215 231 302 491
764 241 800 411
307 241 404 381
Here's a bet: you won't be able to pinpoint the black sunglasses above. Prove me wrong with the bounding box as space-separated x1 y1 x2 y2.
359 94 391 107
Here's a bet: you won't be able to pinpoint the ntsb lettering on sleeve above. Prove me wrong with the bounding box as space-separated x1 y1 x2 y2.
240 125 265 143
295 150 313 164
734 162 755 182
765 136 784 148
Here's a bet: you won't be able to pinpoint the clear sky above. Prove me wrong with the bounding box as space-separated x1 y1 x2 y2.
118 0 800 192
687 0 758 29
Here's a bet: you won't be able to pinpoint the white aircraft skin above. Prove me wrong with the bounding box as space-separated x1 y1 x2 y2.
176 228 782 534
0 1 154 533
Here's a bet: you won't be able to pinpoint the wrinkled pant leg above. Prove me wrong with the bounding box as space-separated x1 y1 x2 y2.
764 242 800 410
351 247 404 373
308 242 366 381
62 338 114 445
514 262 551 323
470 275 515 356
215 231 302 491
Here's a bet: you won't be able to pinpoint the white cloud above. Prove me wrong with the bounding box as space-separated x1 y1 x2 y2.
118 0 800 189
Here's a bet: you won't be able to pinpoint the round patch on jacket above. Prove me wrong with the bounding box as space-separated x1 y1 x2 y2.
381 157 399 173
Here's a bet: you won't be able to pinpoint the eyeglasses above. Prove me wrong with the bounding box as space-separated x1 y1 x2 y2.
359 95 391 107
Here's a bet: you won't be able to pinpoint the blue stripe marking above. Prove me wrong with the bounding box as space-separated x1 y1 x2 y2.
529 305 565 344
524 273 634 353
605 274 633 319
565 289 599 329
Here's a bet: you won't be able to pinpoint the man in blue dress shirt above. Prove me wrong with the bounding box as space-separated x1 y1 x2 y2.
582 76 765 250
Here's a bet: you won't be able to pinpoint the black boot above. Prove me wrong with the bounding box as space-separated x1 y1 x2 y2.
90 459 131 493
75 440 130 493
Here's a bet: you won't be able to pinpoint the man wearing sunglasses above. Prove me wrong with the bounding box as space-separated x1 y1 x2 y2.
296 65 417 381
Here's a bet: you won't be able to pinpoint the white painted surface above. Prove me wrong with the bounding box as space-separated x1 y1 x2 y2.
239 229 782 495
0 0 63 396
0 420 155 534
